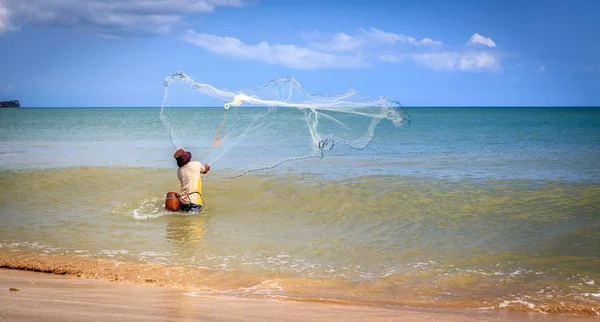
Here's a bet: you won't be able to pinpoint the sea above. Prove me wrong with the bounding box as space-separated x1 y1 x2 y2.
1 107 599 316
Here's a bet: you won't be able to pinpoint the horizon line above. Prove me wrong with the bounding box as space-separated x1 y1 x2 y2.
5 106 600 109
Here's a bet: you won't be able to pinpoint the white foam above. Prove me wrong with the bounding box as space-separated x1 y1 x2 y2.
139 251 171 256
381 269 397 278
99 249 129 257
499 299 547 314
241 280 284 295
132 206 166 220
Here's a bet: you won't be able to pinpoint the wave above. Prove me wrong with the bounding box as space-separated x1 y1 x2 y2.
0 251 598 316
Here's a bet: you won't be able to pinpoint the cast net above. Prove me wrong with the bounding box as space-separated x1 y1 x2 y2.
160 72 410 179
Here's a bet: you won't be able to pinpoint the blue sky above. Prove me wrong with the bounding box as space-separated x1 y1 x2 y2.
0 0 599 107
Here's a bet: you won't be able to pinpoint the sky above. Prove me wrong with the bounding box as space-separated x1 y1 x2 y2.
0 0 599 107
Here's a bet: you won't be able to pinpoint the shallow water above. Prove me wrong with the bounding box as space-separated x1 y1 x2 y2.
1 107 599 315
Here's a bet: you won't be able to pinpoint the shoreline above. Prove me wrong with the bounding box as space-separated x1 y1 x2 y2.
1 268 583 322
2 251 599 317
1 251 598 320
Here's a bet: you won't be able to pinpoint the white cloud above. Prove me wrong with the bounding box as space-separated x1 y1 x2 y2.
304 28 442 53
468 33 496 48
361 28 443 47
376 51 501 73
0 0 247 35
412 51 500 72
375 33 502 73
308 32 364 52
0 5 8 32
371 29 501 73
182 30 368 69
0 3 20 33
185 28 504 72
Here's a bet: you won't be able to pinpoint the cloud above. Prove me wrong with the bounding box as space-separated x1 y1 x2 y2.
376 33 503 73
185 27 501 72
539 64 546 72
99 33 122 40
0 0 247 35
0 4 19 32
376 51 501 73
0 5 7 32
468 33 496 48
308 33 364 52
182 30 368 69
412 51 500 72
305 28 442 53
361 28 443 47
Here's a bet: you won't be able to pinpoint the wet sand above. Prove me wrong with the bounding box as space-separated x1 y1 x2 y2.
1 268 592 322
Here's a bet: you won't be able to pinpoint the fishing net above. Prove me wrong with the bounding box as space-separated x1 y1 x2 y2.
160 72 410 179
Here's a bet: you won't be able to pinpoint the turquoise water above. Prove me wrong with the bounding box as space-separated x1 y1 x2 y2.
1 107 599 315
2 107 598 181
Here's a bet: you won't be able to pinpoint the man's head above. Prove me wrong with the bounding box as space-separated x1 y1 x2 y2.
174 149 192 167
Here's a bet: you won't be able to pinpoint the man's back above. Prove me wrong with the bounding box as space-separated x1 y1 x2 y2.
177 161 205 205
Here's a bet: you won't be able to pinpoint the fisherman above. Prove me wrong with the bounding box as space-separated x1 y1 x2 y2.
173 149 210 211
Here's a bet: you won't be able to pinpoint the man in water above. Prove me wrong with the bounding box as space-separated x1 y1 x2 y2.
173 149 210 211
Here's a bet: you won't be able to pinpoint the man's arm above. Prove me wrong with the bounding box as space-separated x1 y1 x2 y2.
202 164 210 174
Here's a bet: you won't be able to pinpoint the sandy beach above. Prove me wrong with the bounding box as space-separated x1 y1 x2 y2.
1 268 593 322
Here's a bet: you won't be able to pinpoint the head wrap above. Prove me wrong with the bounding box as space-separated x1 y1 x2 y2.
174 149 192 167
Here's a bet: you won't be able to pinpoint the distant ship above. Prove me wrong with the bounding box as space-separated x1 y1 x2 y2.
0 100 20 108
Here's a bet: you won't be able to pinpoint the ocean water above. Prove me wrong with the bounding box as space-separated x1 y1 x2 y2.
1 107 599 316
